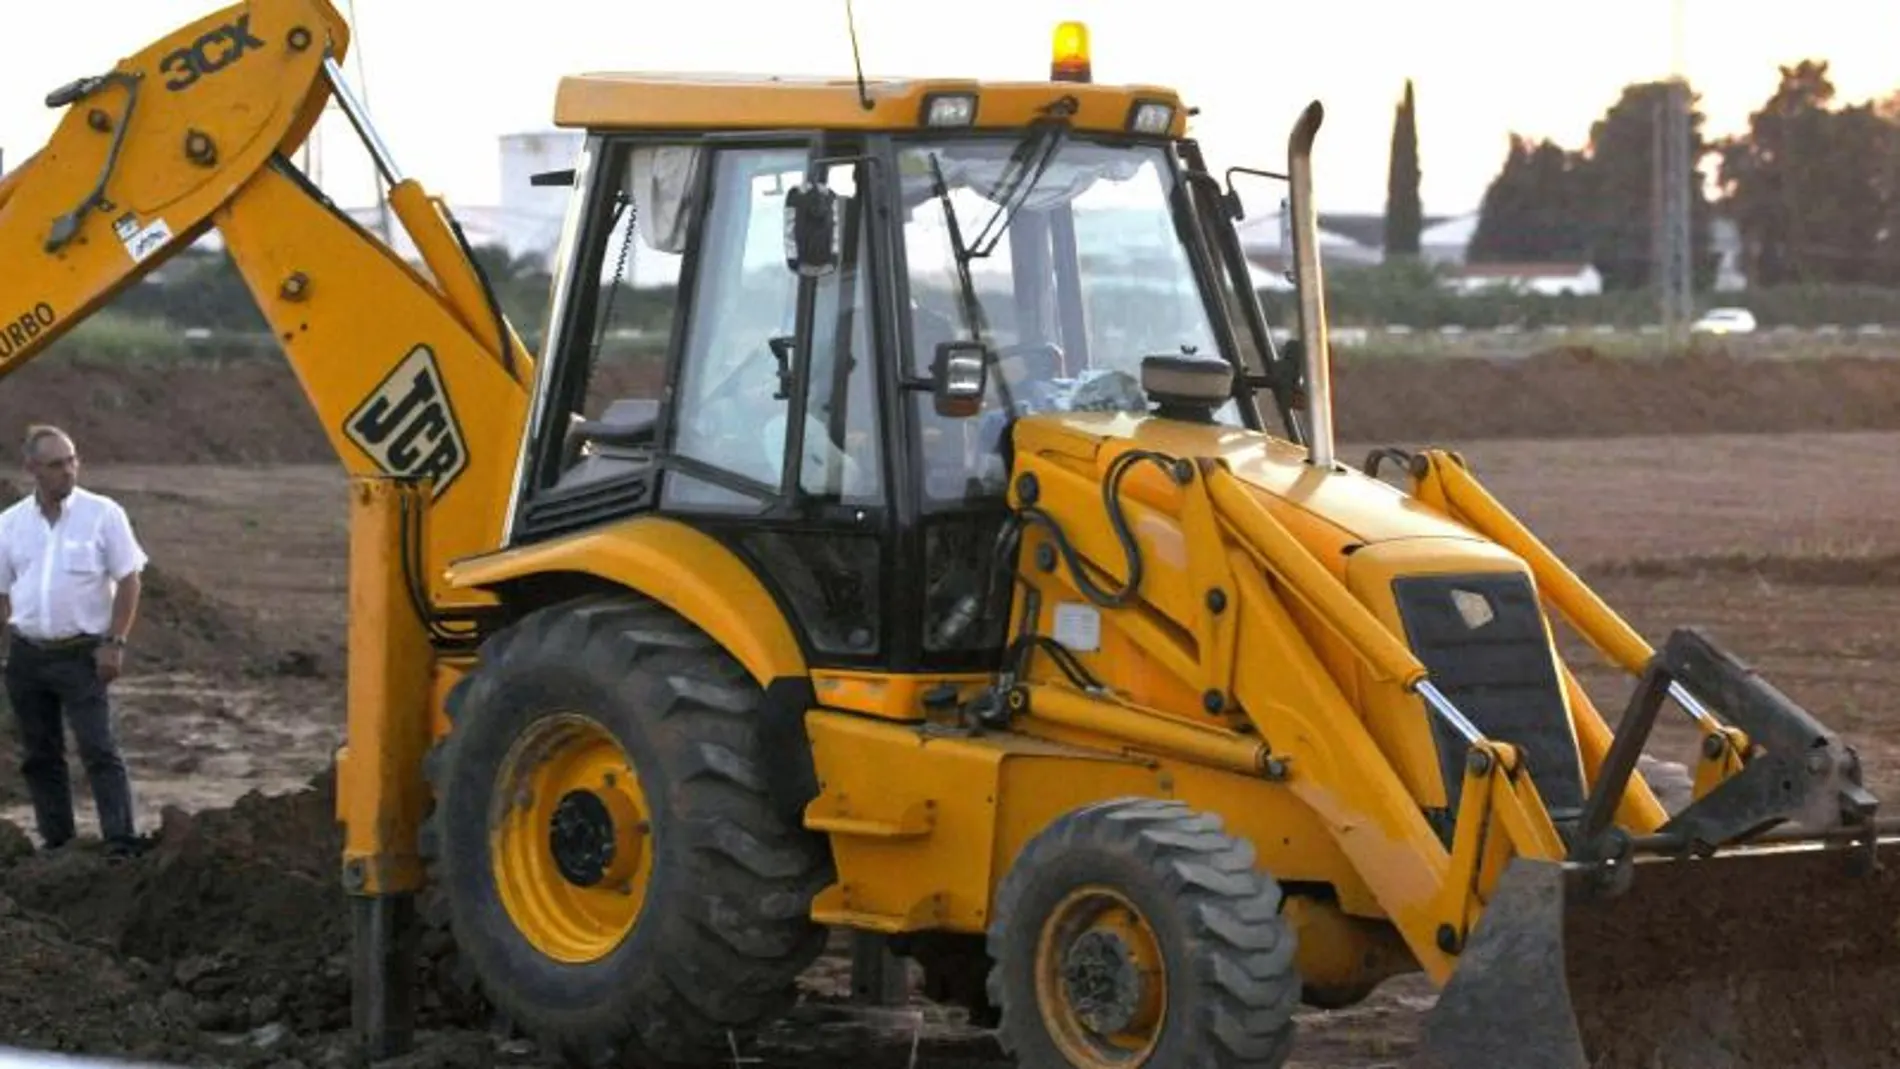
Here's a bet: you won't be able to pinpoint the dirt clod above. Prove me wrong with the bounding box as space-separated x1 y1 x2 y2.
0 820 30 861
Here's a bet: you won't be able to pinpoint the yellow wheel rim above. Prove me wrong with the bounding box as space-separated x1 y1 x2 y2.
490 712 653 964
1035 886 1168 1067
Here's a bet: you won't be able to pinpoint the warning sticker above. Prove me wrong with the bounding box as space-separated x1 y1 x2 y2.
115 214 173 263
1051 602 1102 653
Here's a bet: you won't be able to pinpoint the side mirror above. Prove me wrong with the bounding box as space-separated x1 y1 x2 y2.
783 181 839 277
932 339 990 418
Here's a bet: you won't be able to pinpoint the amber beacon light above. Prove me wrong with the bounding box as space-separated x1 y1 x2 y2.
1051 21 1091 82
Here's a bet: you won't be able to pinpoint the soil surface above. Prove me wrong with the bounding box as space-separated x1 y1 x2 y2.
0 344 1894 1067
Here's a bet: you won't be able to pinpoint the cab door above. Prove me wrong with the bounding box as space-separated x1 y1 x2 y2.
655 142 893 666
509 136 893 668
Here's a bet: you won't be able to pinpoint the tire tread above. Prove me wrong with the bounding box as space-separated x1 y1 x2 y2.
986 797 1300 1069
416 592 832 1067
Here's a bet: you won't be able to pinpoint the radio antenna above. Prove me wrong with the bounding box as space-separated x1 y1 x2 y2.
845 0 873 110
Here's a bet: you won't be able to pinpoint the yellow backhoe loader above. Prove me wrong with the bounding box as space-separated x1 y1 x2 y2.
4 2 1898 1066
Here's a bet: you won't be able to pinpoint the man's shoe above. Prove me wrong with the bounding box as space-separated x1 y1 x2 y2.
102 836 146 860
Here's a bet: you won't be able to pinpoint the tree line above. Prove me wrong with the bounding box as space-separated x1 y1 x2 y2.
1416 60 1900 290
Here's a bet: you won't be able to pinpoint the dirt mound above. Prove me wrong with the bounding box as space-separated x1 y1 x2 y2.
0 359 331 466
1586 552 1900 586
0 897 204 1060
1 772 338 1055
0 768 494 1066
125 564 280 675
0 772 1004 1068
4 346 1899 467
1331 345 1900 442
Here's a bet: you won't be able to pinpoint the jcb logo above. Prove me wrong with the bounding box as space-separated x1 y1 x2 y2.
346 344 469 499
160 14 265 91
0 303 57 360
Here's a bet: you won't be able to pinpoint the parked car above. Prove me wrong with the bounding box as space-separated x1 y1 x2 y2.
1691 307 1757 334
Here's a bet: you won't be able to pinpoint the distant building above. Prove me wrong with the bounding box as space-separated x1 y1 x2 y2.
1234 209 1383 291
1238 208 1471 282
1419 212 1480 265
1448 262 1604 296
1236 204 1747 293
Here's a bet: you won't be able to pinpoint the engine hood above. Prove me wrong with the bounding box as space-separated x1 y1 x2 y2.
1012 411 1485 549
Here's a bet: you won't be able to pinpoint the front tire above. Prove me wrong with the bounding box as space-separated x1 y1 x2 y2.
986 798 1300 1068
418 593 831 1066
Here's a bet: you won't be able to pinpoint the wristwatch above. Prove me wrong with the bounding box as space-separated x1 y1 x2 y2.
101 635 126 648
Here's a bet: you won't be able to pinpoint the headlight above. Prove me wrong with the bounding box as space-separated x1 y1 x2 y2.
921 93 977 127
1127 101 1175 136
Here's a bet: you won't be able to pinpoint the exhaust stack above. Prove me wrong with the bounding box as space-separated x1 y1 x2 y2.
1286 101 1334 469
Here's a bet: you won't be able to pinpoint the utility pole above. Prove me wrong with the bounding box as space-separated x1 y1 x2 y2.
1655 0 1693 348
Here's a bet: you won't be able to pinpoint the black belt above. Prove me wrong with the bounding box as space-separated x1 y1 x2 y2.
9 630 99 652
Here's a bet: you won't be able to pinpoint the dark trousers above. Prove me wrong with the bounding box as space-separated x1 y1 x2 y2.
4 633 134 846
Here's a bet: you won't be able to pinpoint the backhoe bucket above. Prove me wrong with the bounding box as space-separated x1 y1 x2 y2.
1410 838 1900 1068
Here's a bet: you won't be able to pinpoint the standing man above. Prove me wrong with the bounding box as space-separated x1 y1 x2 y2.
0 424 147 855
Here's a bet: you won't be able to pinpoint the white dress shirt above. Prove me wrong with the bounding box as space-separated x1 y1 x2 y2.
0 486 148 641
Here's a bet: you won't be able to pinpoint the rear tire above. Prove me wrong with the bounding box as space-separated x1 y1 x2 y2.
987 798 1300 1068
418 593 831 1066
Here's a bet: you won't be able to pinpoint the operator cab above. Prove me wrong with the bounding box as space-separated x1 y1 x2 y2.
505 30 1292 674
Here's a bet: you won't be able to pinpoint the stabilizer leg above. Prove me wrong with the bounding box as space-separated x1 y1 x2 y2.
851 932 909 1006
351 892 419 1059
335 475 437 1060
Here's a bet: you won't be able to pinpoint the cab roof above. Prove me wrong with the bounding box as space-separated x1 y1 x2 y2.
551 73 1190 138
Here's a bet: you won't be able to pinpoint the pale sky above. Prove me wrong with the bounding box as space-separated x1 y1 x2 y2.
3 0 1897 221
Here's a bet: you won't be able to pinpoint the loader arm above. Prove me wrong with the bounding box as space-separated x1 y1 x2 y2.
0 0 535 604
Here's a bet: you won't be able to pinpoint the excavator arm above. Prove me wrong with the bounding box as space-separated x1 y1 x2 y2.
0 7 547 1053
1 0 341 362
0 0 536 591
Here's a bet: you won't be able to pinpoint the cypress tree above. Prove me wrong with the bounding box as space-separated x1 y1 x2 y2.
1384 79 1423 258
